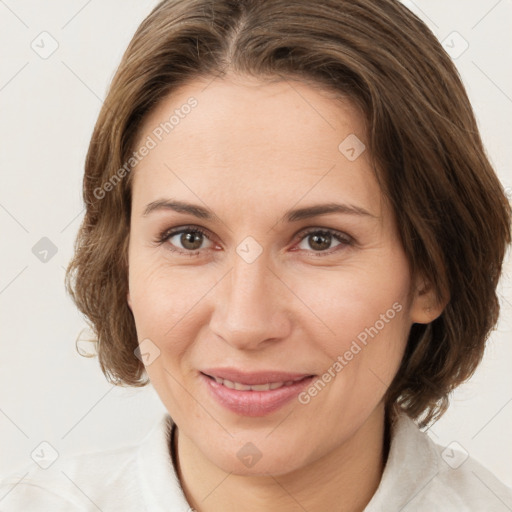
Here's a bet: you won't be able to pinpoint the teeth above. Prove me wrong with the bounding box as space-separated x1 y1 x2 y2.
234 381 252 391
211 376 305 391
222 379 236 389
250 383 272 391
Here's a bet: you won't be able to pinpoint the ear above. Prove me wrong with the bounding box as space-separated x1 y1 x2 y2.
409 274 448 324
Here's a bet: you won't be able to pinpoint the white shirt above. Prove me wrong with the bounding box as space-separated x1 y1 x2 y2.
1 412 511 511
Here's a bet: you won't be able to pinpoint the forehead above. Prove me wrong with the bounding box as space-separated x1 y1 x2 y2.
131 76 382 219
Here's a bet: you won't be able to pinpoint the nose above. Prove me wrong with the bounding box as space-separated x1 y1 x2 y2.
209 253 292 351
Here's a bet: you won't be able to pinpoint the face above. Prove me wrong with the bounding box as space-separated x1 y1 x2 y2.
127 74 432 476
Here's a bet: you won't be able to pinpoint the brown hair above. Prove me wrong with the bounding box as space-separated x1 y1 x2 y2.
65 0 511 427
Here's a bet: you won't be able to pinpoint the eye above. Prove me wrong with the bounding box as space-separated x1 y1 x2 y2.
294 228 353 256
156 225 354 258
156 226 214 256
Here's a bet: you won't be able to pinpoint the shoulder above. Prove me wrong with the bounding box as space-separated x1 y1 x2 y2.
0 413 185 511
0 444 142 510
425 437 512 511
366 413 512 511
0 437 144 510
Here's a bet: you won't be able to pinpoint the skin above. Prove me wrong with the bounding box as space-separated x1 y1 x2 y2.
127 74 443 512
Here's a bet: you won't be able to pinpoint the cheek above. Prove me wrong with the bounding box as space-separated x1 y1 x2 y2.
127 255 218 357
288 252 412 364
291 257 411 433
127 258 211 413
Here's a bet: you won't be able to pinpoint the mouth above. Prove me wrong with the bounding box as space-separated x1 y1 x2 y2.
199 368 315 417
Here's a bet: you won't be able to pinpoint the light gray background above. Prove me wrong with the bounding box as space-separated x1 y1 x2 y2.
1 0 511 489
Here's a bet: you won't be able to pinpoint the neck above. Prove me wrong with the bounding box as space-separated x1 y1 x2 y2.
173 405 388 512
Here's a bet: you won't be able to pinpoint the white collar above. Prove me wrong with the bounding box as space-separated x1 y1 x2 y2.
364 412 439 510
136 414 190 511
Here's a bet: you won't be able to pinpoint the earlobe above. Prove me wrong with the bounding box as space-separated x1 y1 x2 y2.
409 276 447 324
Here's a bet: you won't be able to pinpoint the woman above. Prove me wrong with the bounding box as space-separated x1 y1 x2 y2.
1 0 511 510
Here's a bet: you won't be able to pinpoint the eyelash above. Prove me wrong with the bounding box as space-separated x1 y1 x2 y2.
155 225 354 258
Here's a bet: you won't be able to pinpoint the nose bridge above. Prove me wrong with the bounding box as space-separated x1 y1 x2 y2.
209 250 290 349
230 254 269 310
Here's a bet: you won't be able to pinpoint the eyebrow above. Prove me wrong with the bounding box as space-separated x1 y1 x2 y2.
142 198 377 222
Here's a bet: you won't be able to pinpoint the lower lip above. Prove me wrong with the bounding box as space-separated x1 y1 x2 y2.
201 373 314 417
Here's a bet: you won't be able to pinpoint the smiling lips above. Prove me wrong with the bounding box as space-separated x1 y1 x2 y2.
201 368 315 416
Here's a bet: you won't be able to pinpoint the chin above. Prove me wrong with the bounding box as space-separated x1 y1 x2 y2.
200 437 308 477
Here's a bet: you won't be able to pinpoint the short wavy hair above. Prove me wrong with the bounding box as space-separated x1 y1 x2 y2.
65 0 511 427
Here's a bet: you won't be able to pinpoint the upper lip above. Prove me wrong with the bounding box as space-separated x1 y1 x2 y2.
201 368 314 385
